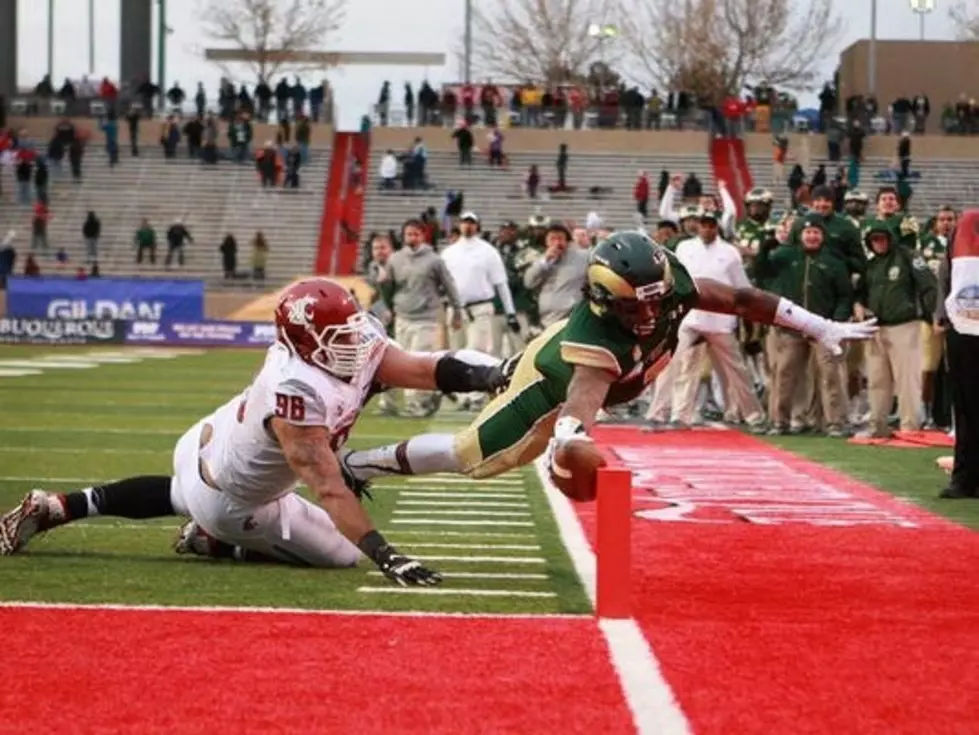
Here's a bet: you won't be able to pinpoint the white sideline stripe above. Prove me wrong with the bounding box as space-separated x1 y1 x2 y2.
397 491 526 498
386 531 536 539
392 510 530 517
358 587 557 599
0 360 98 369
366 571 548 580
415 555 545 564
0 427 182 436
0 369 42 376
0 600 585 620
391 543 541 551
403 477 523 486
397 500 529 509
42 355 141 364
390 519 534 527
533 459 691 735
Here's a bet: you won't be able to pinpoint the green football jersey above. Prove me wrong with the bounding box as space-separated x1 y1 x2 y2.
918 232 948 278
532 252 698 407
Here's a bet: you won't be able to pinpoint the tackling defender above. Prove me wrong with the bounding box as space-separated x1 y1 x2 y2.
0 278 505 586
340 231 878 486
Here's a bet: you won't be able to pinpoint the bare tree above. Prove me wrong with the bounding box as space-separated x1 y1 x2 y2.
949 1 979 39
200 0 346 81
618 0 842 99
466 0 622 85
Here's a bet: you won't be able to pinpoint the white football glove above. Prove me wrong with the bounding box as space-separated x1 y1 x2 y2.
818 317 878 356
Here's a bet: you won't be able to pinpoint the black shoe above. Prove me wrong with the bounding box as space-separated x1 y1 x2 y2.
938 485 978 500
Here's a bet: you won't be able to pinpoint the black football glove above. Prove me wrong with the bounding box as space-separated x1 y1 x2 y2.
374 544 443 587
506 314 521 334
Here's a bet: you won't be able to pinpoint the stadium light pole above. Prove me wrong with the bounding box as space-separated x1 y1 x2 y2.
588 23 619 89
910 0 936 41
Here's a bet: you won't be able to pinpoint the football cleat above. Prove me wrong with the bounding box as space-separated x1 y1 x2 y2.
0 490 65 555
173 520 220 557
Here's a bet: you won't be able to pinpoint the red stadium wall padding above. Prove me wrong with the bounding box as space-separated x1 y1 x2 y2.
336 133 370 276
710 138 742 218
314 131 353 274
731 137 754 204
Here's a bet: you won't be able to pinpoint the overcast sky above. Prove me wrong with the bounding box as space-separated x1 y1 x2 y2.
15 0 961 129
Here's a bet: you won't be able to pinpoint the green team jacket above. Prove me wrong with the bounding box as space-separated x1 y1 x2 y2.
493 240 542 322
864 244 937 326
861 212 920 252
754 241 853 322
532 250 699 408
788 212 866 293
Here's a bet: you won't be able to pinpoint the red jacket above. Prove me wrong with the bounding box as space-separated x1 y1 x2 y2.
100 79 118 101
634 176 650 202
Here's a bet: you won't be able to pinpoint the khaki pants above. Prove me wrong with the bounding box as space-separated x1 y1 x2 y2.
866 321 922 434
646 342 704 421
449 302 497 401
671 328 764 425
395 318 438 409
491 313 528 359
772 330 846 429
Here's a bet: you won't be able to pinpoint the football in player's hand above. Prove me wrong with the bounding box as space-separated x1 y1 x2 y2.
550 440 607 502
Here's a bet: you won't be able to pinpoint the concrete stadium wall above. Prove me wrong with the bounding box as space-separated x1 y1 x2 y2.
11 114 979 159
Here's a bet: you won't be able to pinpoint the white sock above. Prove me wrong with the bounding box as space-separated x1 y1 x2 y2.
345 434 464 479
81 487 100 517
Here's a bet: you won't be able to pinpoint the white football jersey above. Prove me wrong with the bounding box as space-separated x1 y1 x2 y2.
199 340 387 505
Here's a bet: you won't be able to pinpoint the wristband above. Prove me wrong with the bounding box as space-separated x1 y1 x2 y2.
357 529 390 563
554 416 586 441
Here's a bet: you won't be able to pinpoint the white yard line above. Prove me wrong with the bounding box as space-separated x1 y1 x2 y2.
385 530 537 539
366 571 548 580
389 519 534 527
392 510 531 517
403 477 524 486
397 500 530 509
533 458 691 735
395 491 527 498
389 543 541 551
413 555 545 564
357 587 556 598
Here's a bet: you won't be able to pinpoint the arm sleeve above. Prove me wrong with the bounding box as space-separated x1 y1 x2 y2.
436 257 462 310
719 187 737 236
831 262 854 322
910 251 938 318
495 282 516 315
727 248 753 290
934 257 950 323
524 257 553 290
659 186 678 220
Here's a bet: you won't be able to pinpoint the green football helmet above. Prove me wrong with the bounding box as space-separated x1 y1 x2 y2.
744 188 773 222
586 231 675 337
844 189 870 219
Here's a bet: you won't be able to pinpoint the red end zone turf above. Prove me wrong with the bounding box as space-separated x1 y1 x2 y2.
586 427 979 735
0 607 631 735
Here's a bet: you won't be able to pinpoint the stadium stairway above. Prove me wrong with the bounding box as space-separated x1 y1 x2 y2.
361 146 979 239
0 146 332 287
